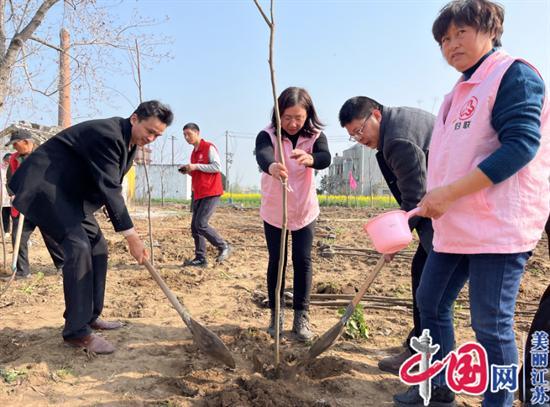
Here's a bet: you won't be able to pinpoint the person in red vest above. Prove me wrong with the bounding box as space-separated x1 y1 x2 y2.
5 129 64 279
1 153 11 237
179 123 230 267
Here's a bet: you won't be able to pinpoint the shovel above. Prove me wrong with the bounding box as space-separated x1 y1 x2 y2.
0 214 25 298
301 255 386 363
143 259 235 368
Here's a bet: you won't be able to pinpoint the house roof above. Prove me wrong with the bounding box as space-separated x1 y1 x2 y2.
0 121 61 145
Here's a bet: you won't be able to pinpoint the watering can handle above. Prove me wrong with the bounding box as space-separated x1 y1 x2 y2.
406 207 422 219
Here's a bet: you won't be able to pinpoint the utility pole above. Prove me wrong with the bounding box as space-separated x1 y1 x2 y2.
360 144 364 195
224 130 234 201
171 135 175 165
225 130 229 191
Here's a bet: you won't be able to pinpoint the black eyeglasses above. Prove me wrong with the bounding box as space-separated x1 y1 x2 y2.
349 113 371 142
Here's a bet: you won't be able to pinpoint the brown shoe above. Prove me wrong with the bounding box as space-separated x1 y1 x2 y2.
64 334 115 354
90 318 124 330
378 348 412 375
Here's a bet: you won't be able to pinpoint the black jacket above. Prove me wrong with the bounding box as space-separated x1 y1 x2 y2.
9 117 136 241
375 106 435 248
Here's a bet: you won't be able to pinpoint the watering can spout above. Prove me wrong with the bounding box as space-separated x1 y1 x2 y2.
406 207 422 220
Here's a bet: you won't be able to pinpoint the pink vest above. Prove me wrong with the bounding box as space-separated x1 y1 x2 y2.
428 51 550 254
260 126 320 231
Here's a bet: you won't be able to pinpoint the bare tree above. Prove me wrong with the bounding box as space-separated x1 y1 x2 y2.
253 0 286 367
0 0 170 120
155 134 171 207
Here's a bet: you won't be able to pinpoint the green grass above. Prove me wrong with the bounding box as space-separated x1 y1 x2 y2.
20 271 44 295
338 303 369 340
0 368 27 384
55 367 74 378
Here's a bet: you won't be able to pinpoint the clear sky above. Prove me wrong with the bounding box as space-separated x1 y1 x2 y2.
3 0 549 189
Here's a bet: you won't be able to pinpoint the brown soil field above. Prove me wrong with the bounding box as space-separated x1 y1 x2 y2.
0 205 548 406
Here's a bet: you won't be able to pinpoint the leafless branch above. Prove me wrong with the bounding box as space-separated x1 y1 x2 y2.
3 0 60 69
253 0 285 368
30 35 63 52
30 35 83 70
253 0 271 27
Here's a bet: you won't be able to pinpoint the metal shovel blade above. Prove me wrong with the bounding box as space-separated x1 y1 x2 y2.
143 260 235 368
302 256 387 364
187 318 236 368
305 320 346 361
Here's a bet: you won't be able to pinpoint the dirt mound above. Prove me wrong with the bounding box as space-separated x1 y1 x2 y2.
203 376 317 407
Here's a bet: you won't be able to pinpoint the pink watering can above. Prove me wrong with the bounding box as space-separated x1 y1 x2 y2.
363 208 422 254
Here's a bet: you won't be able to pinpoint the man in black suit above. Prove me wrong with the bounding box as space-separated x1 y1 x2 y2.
9 100 173 354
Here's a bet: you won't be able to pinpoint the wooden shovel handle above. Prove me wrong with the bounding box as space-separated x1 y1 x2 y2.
342 255 386 322
143 259 192 326
11 214 25 272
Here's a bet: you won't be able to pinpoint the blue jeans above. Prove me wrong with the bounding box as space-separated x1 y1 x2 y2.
417 251 531 407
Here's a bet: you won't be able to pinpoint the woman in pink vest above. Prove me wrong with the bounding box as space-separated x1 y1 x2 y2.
393 1 550 407
255 87 331 341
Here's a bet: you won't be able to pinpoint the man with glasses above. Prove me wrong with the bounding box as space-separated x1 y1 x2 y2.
339 96 435 374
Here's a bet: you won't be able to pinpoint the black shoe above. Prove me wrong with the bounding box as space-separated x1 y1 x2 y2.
183 258 207 268
378 348 412 375
393 385 456 407
215 244 232 263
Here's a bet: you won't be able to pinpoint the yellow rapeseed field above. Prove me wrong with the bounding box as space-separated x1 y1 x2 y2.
221 193 397 208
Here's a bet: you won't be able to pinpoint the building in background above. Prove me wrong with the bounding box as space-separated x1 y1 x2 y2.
325 144 387 196
134 164 191 202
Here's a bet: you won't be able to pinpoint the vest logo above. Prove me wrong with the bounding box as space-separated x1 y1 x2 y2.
459 96 478 120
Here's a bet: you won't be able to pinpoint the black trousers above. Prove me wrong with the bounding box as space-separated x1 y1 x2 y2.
2 207 10 233
12 214 64 276
520 283 550 402
191 196 225 259
59 213 108 339
264 220 315 311
519 216 550 402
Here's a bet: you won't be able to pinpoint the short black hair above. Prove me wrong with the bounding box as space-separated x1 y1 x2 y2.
272 87 324 138
339 96 382 127
432 0 504 47
183 122 200 132
133 100 174 126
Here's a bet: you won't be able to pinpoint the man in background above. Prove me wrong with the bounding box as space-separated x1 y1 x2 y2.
5 130 64 279
179 122 230 267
